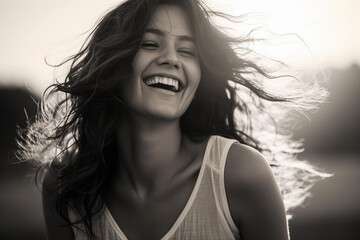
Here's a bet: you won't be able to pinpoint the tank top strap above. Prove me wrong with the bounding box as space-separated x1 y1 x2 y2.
207 135 237 171
207 135 240 237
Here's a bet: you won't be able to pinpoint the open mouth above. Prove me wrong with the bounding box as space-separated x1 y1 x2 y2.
143 76 183 92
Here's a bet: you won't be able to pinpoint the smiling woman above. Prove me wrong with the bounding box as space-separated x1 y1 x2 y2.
17 0 329 240
120 5 201 120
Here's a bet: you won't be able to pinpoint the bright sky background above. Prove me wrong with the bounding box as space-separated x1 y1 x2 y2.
0 0 359 95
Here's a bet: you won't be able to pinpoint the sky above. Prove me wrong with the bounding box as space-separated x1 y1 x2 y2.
0 0 359 95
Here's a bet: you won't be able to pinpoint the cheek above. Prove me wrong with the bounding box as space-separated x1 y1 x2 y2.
131 49 155 76
131 52 144 76
186 61 201 88
119 58 143 103
124 52 149 96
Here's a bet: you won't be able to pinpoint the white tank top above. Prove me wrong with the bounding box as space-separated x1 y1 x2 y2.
68 135 241 239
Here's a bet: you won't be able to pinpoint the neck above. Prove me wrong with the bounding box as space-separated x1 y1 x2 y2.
115 113 185 199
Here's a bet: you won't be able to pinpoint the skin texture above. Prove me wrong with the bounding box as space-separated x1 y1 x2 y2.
42 4 289 240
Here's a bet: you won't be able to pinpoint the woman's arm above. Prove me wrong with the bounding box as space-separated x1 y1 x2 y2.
225 143 289 240
42 170 75 240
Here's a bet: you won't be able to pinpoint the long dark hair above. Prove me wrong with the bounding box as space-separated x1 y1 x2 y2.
18 0 329 238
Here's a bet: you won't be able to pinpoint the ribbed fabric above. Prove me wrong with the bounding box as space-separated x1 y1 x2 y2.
68 135 241 239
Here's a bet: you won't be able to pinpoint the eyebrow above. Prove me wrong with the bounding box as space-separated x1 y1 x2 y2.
144 28 195 43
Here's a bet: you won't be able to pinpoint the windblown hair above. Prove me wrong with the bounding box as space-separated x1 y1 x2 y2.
18 0 330 238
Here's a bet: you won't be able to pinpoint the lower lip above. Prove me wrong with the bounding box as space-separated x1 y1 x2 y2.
149 87 177 95
142 82 178 95
142 79 180 95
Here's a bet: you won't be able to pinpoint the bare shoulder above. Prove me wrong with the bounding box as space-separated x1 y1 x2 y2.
224 142 278 210
224 142 289 240
42 167 75 240
225 142 274 187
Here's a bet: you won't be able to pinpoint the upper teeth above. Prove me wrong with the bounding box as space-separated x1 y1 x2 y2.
145 76 179 91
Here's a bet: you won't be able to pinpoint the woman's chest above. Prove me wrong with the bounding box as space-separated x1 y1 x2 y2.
105 175 198 240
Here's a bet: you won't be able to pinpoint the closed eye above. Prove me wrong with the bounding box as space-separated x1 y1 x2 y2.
141 41 159 49
179 48 196 57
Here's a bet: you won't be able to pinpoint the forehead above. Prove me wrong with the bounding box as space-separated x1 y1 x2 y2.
147 4 193 37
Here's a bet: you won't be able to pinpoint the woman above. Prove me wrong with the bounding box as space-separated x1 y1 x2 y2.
18 0 329 239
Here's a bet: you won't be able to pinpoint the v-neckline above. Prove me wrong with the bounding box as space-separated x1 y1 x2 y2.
104 135 215 240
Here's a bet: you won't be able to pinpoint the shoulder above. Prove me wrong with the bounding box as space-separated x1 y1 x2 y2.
224 142 289 239
225 142 274 187
224 142 277 208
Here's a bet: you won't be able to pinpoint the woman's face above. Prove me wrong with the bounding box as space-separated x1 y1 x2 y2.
120 4 201 121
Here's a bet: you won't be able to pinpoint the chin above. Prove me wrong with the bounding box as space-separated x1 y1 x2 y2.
147 109 183 121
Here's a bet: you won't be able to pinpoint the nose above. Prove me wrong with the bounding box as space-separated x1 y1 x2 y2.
156 46 181 69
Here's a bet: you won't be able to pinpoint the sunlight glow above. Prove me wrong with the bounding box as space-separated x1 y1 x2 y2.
207 0 360 68
0 0 359 95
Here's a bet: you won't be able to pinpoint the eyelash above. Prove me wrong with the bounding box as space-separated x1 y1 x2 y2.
141 42 158 49
179 49 195 57
141 41 196 57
